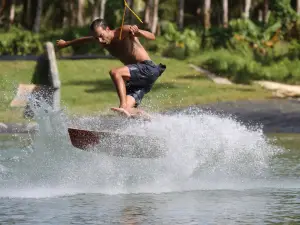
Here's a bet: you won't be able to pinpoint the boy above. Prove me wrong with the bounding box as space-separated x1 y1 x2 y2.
56 18 166 117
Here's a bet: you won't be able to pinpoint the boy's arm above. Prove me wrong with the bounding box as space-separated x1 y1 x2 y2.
118 25 156 40
56 36 95 48
137 29 156 40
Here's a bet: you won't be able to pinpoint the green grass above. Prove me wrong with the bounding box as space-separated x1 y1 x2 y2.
0 55 272 122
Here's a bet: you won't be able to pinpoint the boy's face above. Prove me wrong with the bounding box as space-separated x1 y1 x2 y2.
93 26 112 44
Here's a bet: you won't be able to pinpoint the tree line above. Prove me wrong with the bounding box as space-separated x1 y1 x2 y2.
0 0 299 34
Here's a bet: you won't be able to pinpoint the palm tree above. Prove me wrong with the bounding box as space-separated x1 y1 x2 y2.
127 0 134 23
92 0 100 20
204 0 211 29
177 0 184 30
9 0 15 26
151 0 159 34
0 0 6 21
99 0 107 19
33 0 43 32
223 0 228 28
69 0 76 26
144 0 152 30
263 0 268 24
77 0 85 26
22 0 32 28
244 0 251 19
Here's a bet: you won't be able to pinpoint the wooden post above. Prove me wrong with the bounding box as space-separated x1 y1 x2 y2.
45 42 61 111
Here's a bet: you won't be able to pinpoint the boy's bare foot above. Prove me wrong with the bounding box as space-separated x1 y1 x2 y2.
111 107 131 117
111 107 153 121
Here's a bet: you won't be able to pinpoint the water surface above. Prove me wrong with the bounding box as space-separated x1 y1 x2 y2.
1 107 299 224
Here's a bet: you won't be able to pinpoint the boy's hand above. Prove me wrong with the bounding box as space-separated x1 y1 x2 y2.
129 25 139 36
56 39 68 48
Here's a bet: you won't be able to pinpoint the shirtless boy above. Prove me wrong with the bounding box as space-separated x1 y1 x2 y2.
56 18 166 117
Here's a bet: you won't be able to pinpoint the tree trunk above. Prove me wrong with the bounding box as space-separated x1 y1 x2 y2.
258 10 262 22
92 0 100 20
0 0 6 18
204 0 211 29
126 0 133 23
77 0 85 26
22 0 38 30
9 0 15 25
177 0 184 30
263 0 268 24
239 0 243 17
297 0 300 15
244 0 251 19
32 0 43 33
99 0 106 19
69 0 76 26
23 0 31 28
222 0 228 28
151 0 159 34
144 0 152 30
61 0 69 28
129 0 135 24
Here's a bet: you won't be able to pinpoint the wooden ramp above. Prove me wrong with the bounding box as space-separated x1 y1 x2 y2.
10 84 40 107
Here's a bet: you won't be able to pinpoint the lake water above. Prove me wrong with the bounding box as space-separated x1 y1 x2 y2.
1 106 300 224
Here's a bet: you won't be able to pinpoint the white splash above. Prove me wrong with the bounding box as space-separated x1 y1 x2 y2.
0 100 285 198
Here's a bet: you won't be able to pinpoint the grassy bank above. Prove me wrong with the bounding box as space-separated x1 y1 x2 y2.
0 55 272 122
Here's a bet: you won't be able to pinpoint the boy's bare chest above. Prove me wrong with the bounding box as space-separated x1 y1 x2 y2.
105 39 134 56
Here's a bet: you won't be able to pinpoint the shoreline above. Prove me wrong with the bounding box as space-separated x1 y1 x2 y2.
1 99 300 134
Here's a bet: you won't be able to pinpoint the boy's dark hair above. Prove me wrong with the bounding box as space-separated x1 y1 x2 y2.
90 18 108 31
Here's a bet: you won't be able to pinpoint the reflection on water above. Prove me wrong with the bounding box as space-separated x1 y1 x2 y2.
121 206 147 225
268 133 300 178
1 189 300 224
0 133 33 151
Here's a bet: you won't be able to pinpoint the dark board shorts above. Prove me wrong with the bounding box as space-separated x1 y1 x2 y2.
126 60 166 107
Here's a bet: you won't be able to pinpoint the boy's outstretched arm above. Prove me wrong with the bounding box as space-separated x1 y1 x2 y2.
137 29 156 40
118 25 156 40
56 36 95 48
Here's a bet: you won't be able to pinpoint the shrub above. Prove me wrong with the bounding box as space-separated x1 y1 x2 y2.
161 22 200 59
287 39 300 60
193 48 300 84
0 30 43 55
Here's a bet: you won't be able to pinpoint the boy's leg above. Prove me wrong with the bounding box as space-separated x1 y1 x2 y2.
109 66 131 110
109 62 156 118
110 66 141 117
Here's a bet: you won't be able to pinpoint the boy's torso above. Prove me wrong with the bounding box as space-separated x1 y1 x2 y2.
104 36 151 65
